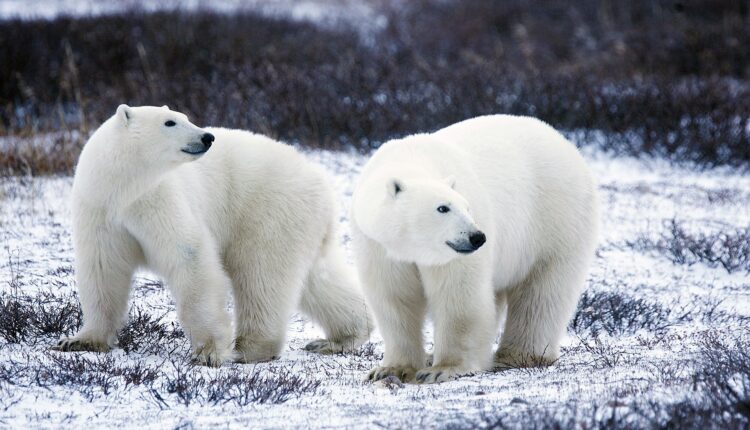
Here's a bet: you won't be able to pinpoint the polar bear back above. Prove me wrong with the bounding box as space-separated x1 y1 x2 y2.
169 127 335 253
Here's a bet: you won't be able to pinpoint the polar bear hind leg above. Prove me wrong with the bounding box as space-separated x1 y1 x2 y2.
300 237 373 354
226 244 312 363
495 257 587 369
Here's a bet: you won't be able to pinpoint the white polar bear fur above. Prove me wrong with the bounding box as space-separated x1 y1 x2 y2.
54 105 372 365
352 114 598 383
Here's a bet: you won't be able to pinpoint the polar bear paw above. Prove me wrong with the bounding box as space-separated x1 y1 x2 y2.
190 340 233 368
233 337 281 363
415 365 467 384
50 336 110 353
303 336 363 354
368 365 417 383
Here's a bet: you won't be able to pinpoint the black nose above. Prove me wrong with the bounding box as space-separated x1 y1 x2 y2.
469 231 486 249
201 133 215 147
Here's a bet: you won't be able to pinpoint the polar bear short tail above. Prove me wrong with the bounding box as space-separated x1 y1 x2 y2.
300 222 373 354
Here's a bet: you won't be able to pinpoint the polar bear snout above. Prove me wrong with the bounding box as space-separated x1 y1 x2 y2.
447 230 486 254
181 133 215 155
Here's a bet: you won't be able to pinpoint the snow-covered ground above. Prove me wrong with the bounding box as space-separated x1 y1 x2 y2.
0 143 748 428
0 0 389 31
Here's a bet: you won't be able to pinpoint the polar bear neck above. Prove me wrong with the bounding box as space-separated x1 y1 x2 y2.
73 119 170 210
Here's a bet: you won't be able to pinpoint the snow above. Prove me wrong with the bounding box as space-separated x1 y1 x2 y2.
0 143 748 428
0 0 388 32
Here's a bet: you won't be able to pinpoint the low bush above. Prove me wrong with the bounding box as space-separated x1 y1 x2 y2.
569 290 688 337
631 219 750 273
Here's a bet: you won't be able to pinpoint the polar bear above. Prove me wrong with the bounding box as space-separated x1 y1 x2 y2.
352 115 598 383
52 105 372 366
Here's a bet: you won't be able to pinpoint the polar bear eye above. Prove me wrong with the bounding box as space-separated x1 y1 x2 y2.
164 120 176 127
437 205 450 213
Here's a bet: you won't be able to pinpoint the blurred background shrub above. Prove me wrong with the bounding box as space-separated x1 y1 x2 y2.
1 0 749 173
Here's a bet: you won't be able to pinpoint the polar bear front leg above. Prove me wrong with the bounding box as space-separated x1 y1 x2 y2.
415 260 495 384
365 278 427 383
167 257 235 367
354 235 427 383
52 227 140 353
124 206 234 367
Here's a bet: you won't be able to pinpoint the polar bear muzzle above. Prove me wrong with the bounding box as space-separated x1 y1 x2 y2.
181 132 215 155
446 230 486 254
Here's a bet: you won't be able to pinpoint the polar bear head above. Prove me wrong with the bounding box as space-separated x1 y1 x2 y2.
357 175 486 266
111 104 215 167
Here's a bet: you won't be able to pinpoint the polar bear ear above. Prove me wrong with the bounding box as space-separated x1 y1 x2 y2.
161 105 169 110
116 104 132 126
443 175 457 189
388 179 404 198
